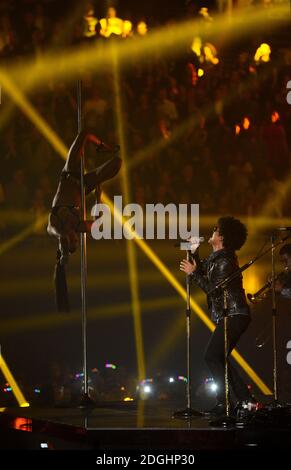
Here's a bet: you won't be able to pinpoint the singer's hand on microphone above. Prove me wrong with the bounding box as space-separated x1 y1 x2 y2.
188 236 201 253
180 259 196 275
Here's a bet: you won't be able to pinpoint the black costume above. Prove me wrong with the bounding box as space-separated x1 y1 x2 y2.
48 129 121 312
191 248 252 404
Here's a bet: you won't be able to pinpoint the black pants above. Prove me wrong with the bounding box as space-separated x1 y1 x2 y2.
204 315 251 404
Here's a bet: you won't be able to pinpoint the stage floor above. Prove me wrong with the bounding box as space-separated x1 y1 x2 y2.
1 400 291 450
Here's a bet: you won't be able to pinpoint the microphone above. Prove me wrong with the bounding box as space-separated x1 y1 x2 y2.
174 236 204 249
275 227 291 231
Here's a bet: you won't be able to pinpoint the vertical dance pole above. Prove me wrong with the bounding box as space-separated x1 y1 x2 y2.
77 80 93 407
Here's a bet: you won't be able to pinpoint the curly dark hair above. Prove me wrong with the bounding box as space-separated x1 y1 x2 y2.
217 216 247 251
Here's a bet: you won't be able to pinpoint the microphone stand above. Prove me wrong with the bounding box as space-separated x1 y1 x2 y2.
262 234 291 418
267 234 288 411
174 248 202 419
271 234 278 404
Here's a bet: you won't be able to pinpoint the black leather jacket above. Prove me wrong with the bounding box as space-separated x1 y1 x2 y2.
191 248 250 323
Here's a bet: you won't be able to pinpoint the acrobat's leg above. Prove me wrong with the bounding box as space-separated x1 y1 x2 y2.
84 156 122 195
63 129 88 173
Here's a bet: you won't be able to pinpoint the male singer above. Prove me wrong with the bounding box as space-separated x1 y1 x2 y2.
180 216 254 415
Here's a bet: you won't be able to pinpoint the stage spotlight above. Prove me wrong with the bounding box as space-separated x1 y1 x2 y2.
137 21 148 36
178 376 188 383
254 43 271 63
203 43 219 65
210 383 218 393
205 377 218 394
242 117 250 130
138 378 154 399
271 111 280 123
83 5 98 38
75 372 84 379
105 363 117 370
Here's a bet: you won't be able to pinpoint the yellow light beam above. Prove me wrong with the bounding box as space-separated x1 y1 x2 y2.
0 1 87 131
0 174 271 393
112 56 285 175
112 44 146 381
0 213 48 257
0 296 182 335
147 293 204 370
127 115 197 171
0 80 272 394
0 214 289 260
102 193 272 395
0 173 272 395
0 271 173 295
105 44 286 229
0 71 67 159
4 5 289 94
262 177 291 217
147 314 185 372
0 354 29 407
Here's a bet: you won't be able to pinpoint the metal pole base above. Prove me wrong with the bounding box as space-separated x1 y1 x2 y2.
209 414 236 427
78 393 95 409
173 407 203 420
